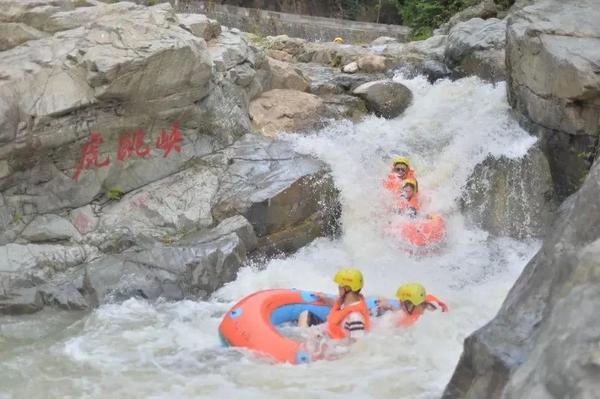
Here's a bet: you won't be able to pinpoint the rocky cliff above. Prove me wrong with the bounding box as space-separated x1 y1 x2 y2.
0 0 340 314
506 0 600 199
443 1 600 396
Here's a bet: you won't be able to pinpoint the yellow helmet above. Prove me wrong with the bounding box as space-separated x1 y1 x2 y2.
333 37 344 44
403 178 418 192
396 283 426 306
393 156 410 167
333 268 364 292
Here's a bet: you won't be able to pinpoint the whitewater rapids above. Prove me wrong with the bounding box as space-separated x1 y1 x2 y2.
0 75 540 399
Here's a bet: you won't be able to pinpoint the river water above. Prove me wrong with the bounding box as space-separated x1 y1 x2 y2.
0 75 540 399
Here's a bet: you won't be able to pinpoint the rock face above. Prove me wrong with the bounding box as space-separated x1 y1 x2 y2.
461 146 556 239
268 57 310 92
249 89 326 136
177 12 221 41
443 158 600 399
445 18 506 82
506 0 600 200
0 1 340 314
352 80 413 119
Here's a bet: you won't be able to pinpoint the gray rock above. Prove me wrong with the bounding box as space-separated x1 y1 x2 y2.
443 158 600 399
321 94 368 122
249 89 326 136
268 57 310 92
177 12 221 41
21 214 82 242
342 62 359 74
0 288 43 315
461 146 557 239
85 229 248 304
211 134 340 250
506 0 600 199
68 205 98 235
0 1 218 213
0 22 47 50
352 80 413 119
369 36 398 47
356 54 388 73
445 18 506 81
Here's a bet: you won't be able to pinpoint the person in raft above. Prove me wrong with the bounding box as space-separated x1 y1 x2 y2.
377 283 448 327
394 178 420 217
384 156 418 194
298 268 371 340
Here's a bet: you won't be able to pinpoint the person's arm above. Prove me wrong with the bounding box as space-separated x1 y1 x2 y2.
425 294 449 312
315 293 337 306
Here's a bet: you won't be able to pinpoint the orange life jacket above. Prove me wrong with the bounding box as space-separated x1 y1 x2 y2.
384 170 418 193
395 193 421 213
396 294 449 327
326 296 371 340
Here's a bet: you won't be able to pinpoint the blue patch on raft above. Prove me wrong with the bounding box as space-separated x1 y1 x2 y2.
271 303 331 326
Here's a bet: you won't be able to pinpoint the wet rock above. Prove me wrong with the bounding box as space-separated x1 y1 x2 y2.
321 94 368 122
177 12 221 41
296 63 384 95
445 18 506 82
0 288 43 315
419 60 453 83
21 214 82 242
268 57 310 92
0 22 47 50
249 89 326 136
352 80 413 119
444 158 600 399
506 0 600 199
461 146 557 239
211 134 339 250
342 62 359 74
85 223 250 303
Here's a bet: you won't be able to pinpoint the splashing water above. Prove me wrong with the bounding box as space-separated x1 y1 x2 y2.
0 76 540 399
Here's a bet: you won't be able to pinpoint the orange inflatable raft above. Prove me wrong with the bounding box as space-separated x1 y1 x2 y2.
385 213 446 251
219 289 397 364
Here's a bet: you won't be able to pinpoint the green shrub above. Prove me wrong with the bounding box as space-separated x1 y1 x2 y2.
106 187 125 201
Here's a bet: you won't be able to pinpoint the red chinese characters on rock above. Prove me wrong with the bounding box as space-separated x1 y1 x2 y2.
72 123 184 181
117 129 151 162
155 124 183 158
73 132 110 181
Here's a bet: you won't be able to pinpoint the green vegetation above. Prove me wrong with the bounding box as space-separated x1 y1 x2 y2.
106 187 125 201
398 0 479 39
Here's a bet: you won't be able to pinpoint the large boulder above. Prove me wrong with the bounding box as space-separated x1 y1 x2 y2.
443 158 600 399
268 57 310 92
352 80 413 119
249 89 326 136
177 12 221 41
461 146 556 239
506 0 600 199
356 54 388 73
445 17 506 82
